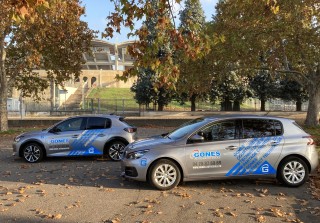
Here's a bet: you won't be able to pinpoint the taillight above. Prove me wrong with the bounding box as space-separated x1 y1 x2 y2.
303 136 315 145
124 127 137 133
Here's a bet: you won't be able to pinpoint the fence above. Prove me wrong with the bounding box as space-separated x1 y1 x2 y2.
8 97 309 117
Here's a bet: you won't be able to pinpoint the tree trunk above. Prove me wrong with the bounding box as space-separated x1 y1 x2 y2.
305 70 320 126
225 98 233 111
296 99 302 112
0 39 8 131
158 103 164 111
221 99 232 111
50 80 55 112
260 98 266 111
233 101 241 111
220 102 225 111
190 94 196 111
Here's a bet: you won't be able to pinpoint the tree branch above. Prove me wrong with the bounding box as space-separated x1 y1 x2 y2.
166 0 176 29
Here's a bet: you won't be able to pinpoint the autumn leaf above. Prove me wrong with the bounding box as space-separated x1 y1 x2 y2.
227 211 237 217
53 214 62 219
256 215 266 223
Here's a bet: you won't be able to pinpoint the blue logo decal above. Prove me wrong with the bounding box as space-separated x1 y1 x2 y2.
226 136 282 176
140 158 147 166
70 130 104 149
68 146 102 156
191 149 221 159
253 161 276 175
67 130 105 156
50 138 69 144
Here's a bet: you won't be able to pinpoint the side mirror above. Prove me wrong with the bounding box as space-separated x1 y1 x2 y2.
189 134 204 143
48 127 61 134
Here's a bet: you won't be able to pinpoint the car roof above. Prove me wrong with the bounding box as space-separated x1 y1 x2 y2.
204 114 293 122
66 114 122 119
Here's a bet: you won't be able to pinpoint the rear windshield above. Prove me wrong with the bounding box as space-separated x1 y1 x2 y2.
292 122 306 132
119 117 131 126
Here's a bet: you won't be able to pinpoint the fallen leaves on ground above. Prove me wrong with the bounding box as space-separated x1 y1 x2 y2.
197 201 205 205
309 165 320 200
256 215 266 222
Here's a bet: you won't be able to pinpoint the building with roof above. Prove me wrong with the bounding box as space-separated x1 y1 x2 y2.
82 39 135 71
9 39 137 113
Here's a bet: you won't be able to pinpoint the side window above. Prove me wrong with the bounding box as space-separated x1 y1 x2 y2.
241 119 282 138
87 117 110 130
273 120 283 136
55 118 84 132
198 120 237 142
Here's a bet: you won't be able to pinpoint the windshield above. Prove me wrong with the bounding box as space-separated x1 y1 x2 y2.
167 118 207 140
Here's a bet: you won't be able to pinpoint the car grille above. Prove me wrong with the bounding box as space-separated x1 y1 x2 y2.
125 167 138 177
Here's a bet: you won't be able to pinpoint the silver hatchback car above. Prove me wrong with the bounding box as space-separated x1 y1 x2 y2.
122 115 319 190
13 114 136 163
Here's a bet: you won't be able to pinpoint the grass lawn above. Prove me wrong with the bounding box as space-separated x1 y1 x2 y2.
89 88 135 99
86 87 256 111
0 128 43 136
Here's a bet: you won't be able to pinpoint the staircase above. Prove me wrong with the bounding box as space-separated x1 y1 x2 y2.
59 84 89 110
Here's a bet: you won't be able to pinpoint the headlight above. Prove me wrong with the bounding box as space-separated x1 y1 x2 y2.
14 136 24 142
126 149 149 159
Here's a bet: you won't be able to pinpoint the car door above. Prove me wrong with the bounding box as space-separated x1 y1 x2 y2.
226 119 284 177
185 119 241 179
46 117 87 156
68 117 112 156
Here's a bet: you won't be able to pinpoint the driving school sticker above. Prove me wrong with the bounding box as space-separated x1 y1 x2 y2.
140 158 147 166
191 149 221 159
193 160 222 169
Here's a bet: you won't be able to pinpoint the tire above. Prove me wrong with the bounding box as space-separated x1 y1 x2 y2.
149 159 181 190
277 157 309 187
22 143 44 163
106 141 126 161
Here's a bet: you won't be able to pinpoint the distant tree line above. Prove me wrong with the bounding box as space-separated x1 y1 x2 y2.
130 0 309 113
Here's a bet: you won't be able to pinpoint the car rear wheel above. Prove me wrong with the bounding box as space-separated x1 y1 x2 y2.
278 157 308 187
107 141 126 161
22 143 44 163
149 159 181 190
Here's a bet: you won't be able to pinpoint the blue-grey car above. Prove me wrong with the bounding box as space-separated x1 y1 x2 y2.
121 115 319 190
13 114 137 163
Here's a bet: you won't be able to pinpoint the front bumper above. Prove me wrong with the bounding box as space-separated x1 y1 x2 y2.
12 143 18 156
121 158 149 182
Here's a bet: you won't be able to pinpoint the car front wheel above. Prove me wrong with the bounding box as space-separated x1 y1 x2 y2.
107 141 126 161
22 143 44 163
149 159 181 190
278 157 309 187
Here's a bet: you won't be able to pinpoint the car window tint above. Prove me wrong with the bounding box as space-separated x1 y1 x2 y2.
273 120 283 136
241 119 282 138
55 118 84 132
199 120 237 142
87 117 110 130
168 118 206 140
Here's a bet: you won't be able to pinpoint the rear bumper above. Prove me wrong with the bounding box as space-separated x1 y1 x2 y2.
309 147 319 174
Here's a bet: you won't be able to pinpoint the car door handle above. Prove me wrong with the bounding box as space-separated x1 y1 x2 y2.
72 135 79 138
271 141 279 146
98 134 105 137
226 146 237 150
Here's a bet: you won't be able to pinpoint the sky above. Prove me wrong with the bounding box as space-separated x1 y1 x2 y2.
80 0 218 43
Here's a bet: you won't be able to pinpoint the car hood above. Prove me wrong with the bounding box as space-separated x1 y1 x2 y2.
128 137 173 150
18 130 46 138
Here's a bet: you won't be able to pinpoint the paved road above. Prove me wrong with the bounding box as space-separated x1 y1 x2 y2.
0 128 319 223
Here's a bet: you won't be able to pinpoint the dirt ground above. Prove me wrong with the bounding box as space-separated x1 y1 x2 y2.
1 124 320 223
